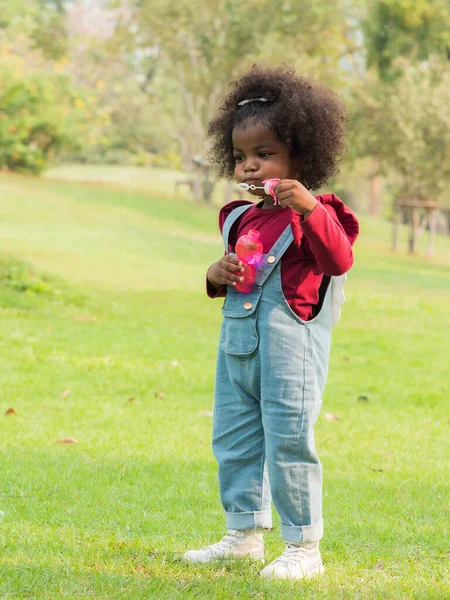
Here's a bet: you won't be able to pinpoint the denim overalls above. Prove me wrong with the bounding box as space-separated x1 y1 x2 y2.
213 204 343 544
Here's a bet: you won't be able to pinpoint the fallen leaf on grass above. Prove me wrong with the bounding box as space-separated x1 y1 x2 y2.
61 389 71 398
212 568 227 579
127 397 135 403
135 564 150 574
5 408 18 416
357 394 370 402
325 413 340 421
154 392 165 399
57 437 78 444
375 560 384 570
76 315 99 322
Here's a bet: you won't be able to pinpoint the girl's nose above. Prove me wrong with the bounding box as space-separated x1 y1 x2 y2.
244 159 258 173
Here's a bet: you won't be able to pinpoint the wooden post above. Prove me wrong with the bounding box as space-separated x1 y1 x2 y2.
392 204 402 251
427 208 437 258
192 177 202 202
408 206 420 254
394 200 440 255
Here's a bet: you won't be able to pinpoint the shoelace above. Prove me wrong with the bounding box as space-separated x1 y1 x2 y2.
274 544 310 565
206 532 242 552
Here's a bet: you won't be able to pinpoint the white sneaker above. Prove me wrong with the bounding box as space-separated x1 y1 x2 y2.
182 529 264 564
260 541 324 580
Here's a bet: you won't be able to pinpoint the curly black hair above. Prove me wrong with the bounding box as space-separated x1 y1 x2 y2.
207 65 347 190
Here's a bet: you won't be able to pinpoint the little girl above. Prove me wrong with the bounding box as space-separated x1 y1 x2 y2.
183 66 359 580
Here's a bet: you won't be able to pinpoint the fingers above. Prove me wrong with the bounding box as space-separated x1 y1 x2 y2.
277 189 295 207
221 270 244 286
274 182 294 206
277 189 294 201
274 180 296 195
220 255 245 286
223 255 244 271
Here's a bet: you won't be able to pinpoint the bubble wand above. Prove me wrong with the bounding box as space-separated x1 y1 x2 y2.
237 178 281 205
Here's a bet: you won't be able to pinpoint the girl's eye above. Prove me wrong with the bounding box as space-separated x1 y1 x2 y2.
234 155 244 162
259 152 271 158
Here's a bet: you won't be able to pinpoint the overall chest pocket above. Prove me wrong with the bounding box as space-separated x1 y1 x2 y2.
220 286 262 356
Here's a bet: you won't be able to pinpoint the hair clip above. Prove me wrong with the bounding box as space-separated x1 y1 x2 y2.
238 97 268 106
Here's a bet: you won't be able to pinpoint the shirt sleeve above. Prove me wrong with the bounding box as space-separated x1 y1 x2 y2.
290 200 356 276
206 278 227 298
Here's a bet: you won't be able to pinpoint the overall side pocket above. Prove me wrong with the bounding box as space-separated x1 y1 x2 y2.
219 286 262 356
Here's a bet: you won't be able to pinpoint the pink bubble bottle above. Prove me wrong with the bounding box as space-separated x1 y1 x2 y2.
235 229 263 292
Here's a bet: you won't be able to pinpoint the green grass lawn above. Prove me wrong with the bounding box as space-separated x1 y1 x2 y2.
44 164 234 208
0 172 449 599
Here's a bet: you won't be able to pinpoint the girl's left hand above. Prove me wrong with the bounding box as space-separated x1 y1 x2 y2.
274 179 318 217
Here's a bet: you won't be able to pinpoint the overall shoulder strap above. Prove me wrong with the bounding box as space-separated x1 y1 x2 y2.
221 204 253 253
255 224 294 286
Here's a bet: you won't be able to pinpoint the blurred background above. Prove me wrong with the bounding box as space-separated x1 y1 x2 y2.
1 2 449 598
1 0 449 228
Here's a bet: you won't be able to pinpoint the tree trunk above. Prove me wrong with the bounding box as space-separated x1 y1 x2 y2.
427 208 437 258
408 207 420 254
202 181 216 203
192 178 202 202
392 205 402 251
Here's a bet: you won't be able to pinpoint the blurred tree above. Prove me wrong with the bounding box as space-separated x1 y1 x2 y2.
0 2 92 174
0 0 70 60
0 0 31 28
128 0 353 200
30 0 70 60
349 57 450 209
2 0 447 223
61 0 174 166
347 0 450 214
0 64 89 174
363 0 450 80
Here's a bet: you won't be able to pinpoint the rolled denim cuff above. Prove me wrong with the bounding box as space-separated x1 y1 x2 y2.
225 509 272 530
281 520 323 543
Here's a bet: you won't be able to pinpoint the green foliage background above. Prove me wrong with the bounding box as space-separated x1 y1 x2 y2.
0 0 449 207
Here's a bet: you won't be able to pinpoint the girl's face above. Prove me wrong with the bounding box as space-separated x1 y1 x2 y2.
232 121 297 208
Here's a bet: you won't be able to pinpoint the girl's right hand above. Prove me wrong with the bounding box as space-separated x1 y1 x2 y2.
207 256 245 288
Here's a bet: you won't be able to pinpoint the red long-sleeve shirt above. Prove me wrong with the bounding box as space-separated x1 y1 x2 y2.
207 194 359 321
